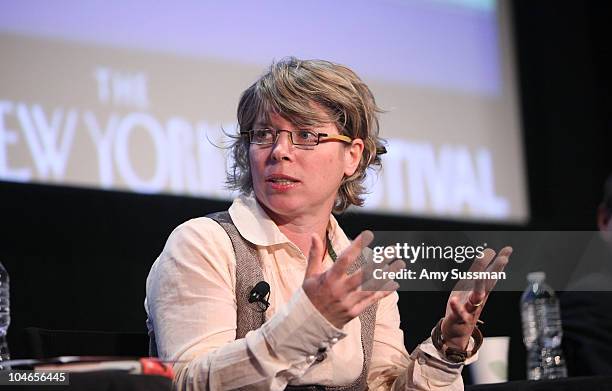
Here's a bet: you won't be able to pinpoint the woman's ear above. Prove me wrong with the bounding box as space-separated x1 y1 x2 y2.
344 138 364 177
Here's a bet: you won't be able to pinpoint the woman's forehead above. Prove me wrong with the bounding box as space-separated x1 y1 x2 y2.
253 105 332 128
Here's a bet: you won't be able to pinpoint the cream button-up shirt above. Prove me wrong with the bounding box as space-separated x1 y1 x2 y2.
145 195 473 390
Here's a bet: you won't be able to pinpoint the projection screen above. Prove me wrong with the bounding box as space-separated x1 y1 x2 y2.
0 0 527 222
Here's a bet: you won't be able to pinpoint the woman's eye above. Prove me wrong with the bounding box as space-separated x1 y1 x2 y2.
254 130 271 139
298 131 314 140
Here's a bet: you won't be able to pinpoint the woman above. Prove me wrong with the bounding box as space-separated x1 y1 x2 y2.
145 57 511 390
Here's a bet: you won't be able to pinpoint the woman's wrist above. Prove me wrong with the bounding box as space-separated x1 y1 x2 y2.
432 318 483 363
440 317 471 350
443 335 470 351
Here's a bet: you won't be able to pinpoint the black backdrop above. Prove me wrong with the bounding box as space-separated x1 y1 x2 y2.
0 0 610 382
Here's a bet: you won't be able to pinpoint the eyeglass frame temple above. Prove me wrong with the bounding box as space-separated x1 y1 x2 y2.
317 133 352 144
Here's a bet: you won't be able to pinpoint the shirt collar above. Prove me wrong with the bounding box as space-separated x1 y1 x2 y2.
228 193 351 253
228 194 288 246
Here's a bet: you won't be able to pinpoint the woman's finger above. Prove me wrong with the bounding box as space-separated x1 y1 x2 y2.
484 246 512 292
330 230 374 279
449 296 471 324
466 290 486 313
346 273 400 308
450 248 495 293
472 267 487 304
344 257 404 292
350 280 399 315
304 233 325 278
469 248 497 273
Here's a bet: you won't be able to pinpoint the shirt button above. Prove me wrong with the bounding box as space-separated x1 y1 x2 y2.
417 354 427 365
307 355 316 364
315 352 327 362
330 337 339 344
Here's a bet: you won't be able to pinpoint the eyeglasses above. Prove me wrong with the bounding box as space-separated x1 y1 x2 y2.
241 128 353 147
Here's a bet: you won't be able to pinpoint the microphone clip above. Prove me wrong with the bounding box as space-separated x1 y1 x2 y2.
248 281 271 312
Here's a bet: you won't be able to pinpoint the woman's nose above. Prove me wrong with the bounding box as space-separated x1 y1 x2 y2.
270 131 294 161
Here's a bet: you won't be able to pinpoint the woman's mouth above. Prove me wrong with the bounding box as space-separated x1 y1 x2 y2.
266 175 300 190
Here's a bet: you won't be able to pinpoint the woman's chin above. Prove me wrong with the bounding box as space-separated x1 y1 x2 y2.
261 197 303 217
255 190 337 219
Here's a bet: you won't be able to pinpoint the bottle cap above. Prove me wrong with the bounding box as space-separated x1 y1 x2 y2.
527 271 546 283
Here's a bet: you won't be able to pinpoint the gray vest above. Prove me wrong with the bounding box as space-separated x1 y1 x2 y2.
208 212 376 391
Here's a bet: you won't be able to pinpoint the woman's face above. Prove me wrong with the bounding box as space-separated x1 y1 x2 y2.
249 108 363 221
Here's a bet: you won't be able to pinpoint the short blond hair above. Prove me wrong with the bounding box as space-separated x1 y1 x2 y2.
227 57 385 213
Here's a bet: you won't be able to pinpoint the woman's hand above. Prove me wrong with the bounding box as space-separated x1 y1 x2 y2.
302 231 405 329
441 247 513 350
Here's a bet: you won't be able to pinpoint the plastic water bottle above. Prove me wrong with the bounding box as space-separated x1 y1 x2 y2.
520 271 567 380
0 261 10 368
